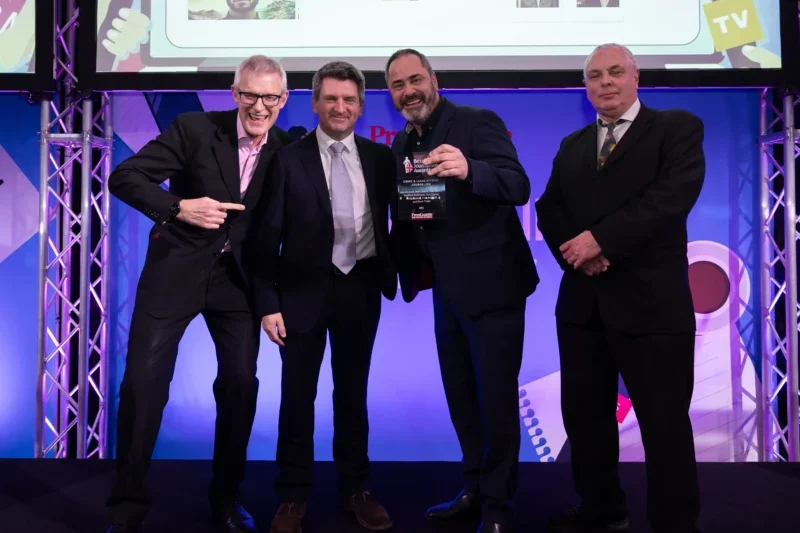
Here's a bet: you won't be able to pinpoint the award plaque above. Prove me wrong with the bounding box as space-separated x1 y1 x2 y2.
397 151 446 220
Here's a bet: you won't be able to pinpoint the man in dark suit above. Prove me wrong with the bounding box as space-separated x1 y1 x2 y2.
253 61 397 533
384 49 538 533
105 55 294 533
535 43 704 533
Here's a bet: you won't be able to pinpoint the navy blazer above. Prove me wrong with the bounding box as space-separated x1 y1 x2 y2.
252 130 398 333
535 104 705 334
389 99 539 317
108 110 293 318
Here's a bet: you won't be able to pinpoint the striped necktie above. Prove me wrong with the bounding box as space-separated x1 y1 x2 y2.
598 119 627 169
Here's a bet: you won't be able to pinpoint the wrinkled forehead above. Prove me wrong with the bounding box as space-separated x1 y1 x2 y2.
586 48 633 75
237 71 284 94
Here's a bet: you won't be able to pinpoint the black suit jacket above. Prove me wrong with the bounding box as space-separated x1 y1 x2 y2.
389 99 539 317
253 131 398 333
535 104 705 334
108 109 294 317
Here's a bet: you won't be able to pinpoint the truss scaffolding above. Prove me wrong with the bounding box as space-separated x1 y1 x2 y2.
35 1 112 459
27 0 799 464
758 89 800 462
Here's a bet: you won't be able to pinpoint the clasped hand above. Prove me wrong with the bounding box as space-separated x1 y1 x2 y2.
559 230 609 275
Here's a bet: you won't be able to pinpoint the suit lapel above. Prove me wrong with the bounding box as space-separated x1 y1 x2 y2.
211 111 242 203
600 105 655 171
299 131 332 216
428 100 456 151
355 136 379 225
242 127 282 209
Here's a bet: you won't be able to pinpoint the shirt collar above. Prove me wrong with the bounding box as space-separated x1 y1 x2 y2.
315 126 356 154
597 98 641 126
236 114 267 151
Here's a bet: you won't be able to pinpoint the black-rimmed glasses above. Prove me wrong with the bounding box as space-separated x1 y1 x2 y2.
236 87 283 107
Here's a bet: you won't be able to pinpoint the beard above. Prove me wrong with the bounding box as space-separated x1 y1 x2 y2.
396 88 436 125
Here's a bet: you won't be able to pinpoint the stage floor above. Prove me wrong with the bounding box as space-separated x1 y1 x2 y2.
0 460 797 532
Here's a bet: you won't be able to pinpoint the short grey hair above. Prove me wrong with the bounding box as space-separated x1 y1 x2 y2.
384 48 434 83
583 43 638 79
234 55 288 92
312 61 366 103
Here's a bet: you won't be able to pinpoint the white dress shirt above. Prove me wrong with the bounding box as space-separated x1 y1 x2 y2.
597 98 641 155
315 127 375 260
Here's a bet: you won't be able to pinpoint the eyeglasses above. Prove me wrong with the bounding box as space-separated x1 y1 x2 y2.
236 87 283 107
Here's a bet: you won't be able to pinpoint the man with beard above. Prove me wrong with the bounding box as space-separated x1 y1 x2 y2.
254 61 397 533
189 0 297 20
105 55 293 533
384 49 538 533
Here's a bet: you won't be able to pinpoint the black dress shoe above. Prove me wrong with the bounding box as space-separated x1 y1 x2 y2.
425 489 481 521
548 505 629 532
477 521 510 533
211 498 257 532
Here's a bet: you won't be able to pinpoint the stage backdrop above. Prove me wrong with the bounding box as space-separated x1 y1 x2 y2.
107 87 761 464
0 87 761 462
0 93 44 457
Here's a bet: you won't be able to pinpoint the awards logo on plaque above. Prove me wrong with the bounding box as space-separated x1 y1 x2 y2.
397 151 446 220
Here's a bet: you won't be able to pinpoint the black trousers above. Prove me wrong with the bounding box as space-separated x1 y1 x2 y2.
109 253 261 516
432 283 526 525
275 259 381 503
556 306 699 532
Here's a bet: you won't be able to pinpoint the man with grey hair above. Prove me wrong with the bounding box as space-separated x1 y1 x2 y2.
104 54 294 533
536 43 704 533
254 60 397 533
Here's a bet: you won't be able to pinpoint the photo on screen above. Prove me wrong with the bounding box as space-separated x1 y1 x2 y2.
188 0 297 21
518 0 560 7
0 0 35 74
577 0 619 7
93 0 784 76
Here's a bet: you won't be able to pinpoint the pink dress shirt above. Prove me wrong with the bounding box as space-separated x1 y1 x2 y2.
220 116 267 252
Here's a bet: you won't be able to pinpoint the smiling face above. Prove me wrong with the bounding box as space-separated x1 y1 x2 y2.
231 68 288 145
583 45 639 122
313 77 362 140
386 53 440 126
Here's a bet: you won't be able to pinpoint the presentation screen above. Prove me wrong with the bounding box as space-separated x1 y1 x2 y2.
95 0 784 77
0 0 36 75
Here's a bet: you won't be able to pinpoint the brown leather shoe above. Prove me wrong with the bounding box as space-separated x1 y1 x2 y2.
270 502 305 533
342 491 393 530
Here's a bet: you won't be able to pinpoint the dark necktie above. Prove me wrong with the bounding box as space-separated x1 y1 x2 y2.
598 119 626 169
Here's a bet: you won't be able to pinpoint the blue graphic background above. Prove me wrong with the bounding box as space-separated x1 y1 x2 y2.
0 87 762 461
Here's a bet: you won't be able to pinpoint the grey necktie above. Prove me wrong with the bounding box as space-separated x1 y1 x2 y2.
328 142 357 274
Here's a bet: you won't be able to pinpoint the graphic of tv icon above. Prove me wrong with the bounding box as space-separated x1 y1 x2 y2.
519 240 759 463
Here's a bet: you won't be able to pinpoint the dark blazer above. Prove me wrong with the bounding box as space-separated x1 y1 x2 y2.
108 109 294 317
252 131 398 333
535 104 705 334
389 99 539 317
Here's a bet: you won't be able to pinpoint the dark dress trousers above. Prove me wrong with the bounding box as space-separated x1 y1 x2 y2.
390 97 539 524
252 131 397 502
107 109 293 515
536 103 705 532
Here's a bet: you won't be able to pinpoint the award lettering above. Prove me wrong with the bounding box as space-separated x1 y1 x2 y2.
397 151 446 220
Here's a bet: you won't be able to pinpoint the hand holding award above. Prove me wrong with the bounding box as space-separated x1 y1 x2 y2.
423 144 469 180
397 151 447 220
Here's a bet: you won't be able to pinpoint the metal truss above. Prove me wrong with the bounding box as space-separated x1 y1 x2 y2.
758 88 800 462
35 1 112 459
